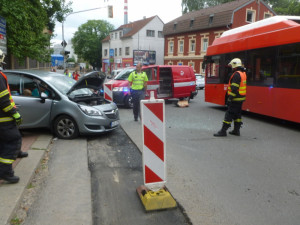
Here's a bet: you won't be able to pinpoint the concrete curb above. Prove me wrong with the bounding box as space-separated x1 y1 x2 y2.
0 135 52 225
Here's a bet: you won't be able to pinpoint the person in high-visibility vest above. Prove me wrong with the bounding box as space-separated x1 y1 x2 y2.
214 58 247 137
128 62 148 121
64 69 73 78
0 50 24 183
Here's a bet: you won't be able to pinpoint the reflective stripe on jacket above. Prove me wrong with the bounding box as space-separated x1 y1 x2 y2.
0 71 16 123
227 71 247 101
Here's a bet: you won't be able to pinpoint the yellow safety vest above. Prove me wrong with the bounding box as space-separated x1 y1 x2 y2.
128 71 148 90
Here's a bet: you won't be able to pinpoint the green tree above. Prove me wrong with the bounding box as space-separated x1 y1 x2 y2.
181 0 232 14
266 0 300 15
0 0 72 63
72 20 114 70
41 0 73 33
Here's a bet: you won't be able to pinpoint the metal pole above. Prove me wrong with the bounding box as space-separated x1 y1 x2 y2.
62 20 66 70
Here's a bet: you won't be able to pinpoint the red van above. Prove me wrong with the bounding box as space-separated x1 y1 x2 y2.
105 65 197 107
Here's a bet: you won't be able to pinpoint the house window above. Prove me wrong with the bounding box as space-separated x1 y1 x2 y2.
190 19 194 27
115 32 118 39
119 31 123 37
158 31 163 38
169 41 174 53
115 48 117 56
173 23 177 31
209 14 214 25
104 49 108 57
178 40 184 53
190 39 195 52
264 13 272 19
146 30 155 37
202 38 208 52
125 47 130 56
246 10 256 23
119 48 122 56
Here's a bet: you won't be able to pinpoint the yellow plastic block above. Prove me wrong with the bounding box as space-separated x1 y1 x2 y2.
136 185 177 211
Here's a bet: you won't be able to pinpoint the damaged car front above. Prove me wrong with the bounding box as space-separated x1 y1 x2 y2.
5 70 120 139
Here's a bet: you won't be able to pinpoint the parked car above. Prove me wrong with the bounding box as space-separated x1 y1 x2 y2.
4 70 120 139
195 74 205 89
107 69 123 79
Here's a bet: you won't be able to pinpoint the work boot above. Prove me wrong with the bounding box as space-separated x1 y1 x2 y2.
0 166 20 184
17 151 28 158
229 122 242 136
0 173 20 183
214 123 231 137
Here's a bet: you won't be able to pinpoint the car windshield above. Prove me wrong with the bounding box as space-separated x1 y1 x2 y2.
43 75 92 96
196 75 204 79
114 68 135 80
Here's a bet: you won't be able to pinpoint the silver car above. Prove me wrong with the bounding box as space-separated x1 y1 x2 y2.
4 70 120 139
195 74 205 89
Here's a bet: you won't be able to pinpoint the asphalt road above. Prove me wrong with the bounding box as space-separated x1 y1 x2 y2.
87 129 190 225
96 90 300 225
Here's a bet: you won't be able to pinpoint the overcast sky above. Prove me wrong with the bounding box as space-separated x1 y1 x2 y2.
52 0 182 45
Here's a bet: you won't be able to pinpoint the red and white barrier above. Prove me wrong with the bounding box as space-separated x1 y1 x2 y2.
141 92 166 191
103 83 113 101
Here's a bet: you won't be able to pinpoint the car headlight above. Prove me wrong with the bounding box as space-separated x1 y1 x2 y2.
78 104 102 116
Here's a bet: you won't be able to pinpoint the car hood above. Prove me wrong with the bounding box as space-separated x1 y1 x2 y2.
67 71 106 95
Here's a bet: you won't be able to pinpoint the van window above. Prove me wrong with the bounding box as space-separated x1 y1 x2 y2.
143 68 153 81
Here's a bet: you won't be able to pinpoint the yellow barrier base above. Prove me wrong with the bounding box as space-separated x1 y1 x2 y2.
136 185 177 211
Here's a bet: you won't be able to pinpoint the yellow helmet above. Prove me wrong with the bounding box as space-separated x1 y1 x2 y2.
228 58 242 68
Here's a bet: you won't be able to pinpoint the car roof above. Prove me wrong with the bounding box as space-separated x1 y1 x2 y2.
3 69 65 78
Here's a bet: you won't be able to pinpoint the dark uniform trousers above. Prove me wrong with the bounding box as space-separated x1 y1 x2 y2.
224 101 243 123
131 89 145 120
0 122 22 176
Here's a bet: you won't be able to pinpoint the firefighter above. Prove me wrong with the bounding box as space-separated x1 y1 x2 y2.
0 50 23 183
214 58 247 137
128 62 148 121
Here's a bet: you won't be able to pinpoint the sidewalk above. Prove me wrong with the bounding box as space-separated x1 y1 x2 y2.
0 132 53 225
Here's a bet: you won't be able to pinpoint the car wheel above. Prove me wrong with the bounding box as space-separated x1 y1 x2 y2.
54 115 79 139
125 95 133 108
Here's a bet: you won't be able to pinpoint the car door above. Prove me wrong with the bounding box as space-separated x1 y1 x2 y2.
6 72 53 128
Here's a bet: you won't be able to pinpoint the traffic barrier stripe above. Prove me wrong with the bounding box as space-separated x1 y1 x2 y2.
142 99 166 191
104 83 113 101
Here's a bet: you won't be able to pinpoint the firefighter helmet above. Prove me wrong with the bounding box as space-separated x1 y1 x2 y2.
228 58 242 68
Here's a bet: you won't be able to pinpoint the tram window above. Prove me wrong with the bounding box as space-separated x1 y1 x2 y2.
277 43 300 89
247 47 275 86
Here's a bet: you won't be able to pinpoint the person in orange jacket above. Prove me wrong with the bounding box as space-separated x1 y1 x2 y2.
0 50 26 184
214 58 247 137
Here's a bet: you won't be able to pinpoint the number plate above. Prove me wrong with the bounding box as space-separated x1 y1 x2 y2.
111 120 119 127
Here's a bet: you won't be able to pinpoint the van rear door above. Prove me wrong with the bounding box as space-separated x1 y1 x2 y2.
172 66 195 98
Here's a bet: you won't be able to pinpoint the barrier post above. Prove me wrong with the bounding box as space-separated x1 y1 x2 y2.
103 83 113 101
136 91 177 211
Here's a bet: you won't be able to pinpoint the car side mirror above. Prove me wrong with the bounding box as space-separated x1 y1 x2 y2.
40 92 48 103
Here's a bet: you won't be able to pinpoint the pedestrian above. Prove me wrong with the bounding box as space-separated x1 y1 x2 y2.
128 62 148 121
0 50 26 184
214 58 247 137
72 69 80 81
64 69 73 78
